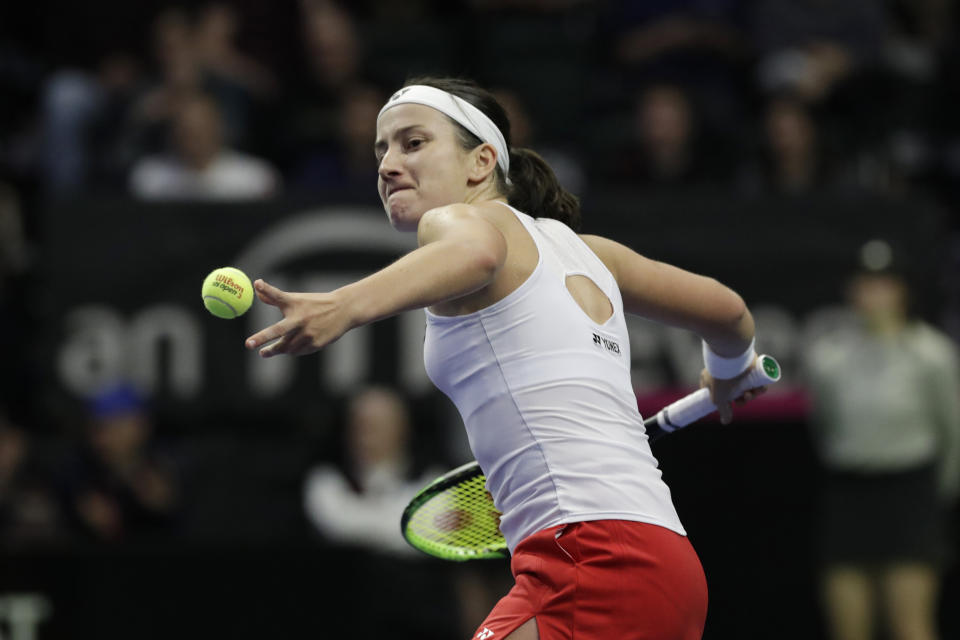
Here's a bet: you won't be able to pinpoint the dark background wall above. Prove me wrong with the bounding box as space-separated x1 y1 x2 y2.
0 191 952 639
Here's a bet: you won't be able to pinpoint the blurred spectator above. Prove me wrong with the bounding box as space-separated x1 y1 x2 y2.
193 2 278 144
41 53 144 193
194 3 277 99
0 183 28 285
39 7 199 194
758 96 821 193
300 0 363 93
0 410 62 547
0 184 34 417
841 2 959 197
883 0 951 84
60 384 181 542
0 39 45 180
129 91 279 200
803 240 959 640
125 8 212 158
290 83 382 194
493 87 585 196
903 4 960 213
598 83 727 188
303 386 439 556
125 5 276 173
749 0 886 105
273 0 368 179
304 386 488 637
737 95 856 195
597 0 748 140
26 5 279 194
41 70 103 193
611 1 743 68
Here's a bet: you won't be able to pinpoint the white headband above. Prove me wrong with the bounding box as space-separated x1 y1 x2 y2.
378 84 511 179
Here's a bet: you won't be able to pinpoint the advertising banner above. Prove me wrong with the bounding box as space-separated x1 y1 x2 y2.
37 192 947 431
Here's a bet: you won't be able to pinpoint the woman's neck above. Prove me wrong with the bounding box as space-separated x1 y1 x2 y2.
463 180 507 206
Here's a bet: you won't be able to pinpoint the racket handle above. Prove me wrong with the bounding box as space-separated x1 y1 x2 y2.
643 354 781 440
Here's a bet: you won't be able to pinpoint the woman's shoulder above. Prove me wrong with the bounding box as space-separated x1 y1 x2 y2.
452 200 531 239
576 234 625 275
421 200 512 225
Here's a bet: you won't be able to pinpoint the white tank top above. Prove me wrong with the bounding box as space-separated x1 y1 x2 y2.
423 205 685 551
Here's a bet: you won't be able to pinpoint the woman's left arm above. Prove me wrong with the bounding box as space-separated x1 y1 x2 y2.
245 204 507 357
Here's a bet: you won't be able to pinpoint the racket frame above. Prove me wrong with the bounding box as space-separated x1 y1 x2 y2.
400 461 509 561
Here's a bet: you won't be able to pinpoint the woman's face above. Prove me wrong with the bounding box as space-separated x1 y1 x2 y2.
375 103 473 231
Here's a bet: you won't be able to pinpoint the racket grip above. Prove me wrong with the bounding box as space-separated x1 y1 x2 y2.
646 354 781 435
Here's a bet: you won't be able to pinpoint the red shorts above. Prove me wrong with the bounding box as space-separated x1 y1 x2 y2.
472 520 708 640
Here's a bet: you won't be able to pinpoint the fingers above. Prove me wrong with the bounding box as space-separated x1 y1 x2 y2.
246 280 303 355
734 385 768 405
258 334 292 358
699 369 715 403
701 369 770 424
253 279 288 308
260 329 317 358
718 402 733 425
245 318 296 351
251 325 323 358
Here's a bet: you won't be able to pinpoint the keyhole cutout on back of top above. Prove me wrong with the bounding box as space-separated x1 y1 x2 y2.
565 275 613 324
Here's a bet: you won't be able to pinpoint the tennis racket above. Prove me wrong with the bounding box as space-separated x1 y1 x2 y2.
400 354 782 561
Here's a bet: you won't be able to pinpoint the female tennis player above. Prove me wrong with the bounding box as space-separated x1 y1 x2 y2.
246 77 763 640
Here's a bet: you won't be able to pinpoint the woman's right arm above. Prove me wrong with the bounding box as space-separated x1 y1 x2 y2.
245 204 506 357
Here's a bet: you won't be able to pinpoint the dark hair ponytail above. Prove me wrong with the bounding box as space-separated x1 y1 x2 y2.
507 148 581 231
404 76 582 231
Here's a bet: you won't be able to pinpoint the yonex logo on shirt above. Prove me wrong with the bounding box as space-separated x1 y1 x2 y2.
592 333 621 355
477 629 494 639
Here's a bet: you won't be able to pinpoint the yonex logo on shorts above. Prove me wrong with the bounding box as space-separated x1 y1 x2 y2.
476 629 494 639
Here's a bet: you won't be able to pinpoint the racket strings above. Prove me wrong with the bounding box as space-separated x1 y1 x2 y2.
405 473 504 559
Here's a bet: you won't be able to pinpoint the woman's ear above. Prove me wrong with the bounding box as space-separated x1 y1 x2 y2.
468 143 499 183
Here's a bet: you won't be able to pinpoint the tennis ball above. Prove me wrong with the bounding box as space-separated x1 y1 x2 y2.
201 267 253 319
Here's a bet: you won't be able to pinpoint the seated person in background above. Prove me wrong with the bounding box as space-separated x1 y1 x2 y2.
599 83 728 188
492 87 585 197
737 95 838 195
303 386 440 556
750 0 886 104
289 83 383 194
605 0 747 133
0 410 63 546
60 384 181 542
129 5 271 159
129 91 279 200
272 0 367 180
193 3 278 105
757 96 821 193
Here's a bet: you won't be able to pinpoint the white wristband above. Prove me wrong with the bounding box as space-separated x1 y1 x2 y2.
702 338 756 380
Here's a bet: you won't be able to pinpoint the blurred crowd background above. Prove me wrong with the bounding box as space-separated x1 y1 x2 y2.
0 0 958 204
1 0 959 639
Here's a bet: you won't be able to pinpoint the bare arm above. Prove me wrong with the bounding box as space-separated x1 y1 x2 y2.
348 204 507 324
582 234 760 423
245 205 507 357
581 235 754 356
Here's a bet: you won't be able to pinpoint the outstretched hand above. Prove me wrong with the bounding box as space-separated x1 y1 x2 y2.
699 356 767 425
244 279 354 357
